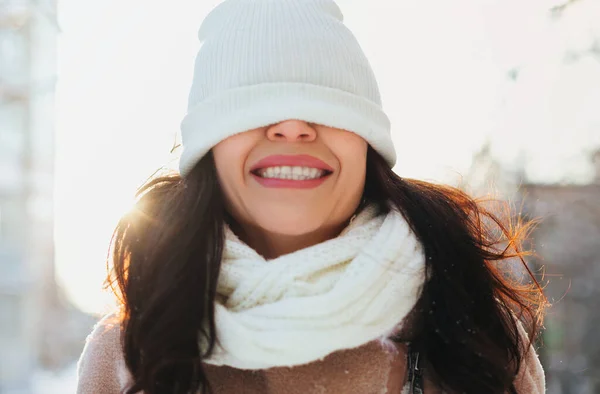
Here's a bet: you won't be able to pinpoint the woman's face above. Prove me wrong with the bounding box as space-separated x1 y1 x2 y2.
213 120 367 245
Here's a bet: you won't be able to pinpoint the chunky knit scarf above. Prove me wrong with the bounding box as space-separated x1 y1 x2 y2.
200 204 426 370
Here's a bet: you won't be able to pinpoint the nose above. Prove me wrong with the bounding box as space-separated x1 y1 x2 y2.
266 120 317 142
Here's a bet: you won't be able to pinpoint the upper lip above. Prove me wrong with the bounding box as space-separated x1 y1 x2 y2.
250 154 334 173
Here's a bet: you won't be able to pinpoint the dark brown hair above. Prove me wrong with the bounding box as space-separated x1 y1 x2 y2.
107 147 547 394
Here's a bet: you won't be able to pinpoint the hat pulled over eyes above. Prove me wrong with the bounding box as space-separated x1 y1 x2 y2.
179 0 396 176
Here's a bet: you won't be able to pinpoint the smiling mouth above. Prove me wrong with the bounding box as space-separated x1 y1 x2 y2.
252 165 332 180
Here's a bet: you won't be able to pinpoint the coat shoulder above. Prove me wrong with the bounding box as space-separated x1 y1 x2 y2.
513 320 546 394
514 342 546 393
77 313 133 394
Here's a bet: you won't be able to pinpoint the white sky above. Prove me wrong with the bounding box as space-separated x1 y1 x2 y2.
54 0 600 315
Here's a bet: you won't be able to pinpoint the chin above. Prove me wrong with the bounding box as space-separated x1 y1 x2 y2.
252 207 329 236
258 217 323 237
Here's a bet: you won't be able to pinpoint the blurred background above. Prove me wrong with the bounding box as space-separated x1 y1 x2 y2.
0 0 598 392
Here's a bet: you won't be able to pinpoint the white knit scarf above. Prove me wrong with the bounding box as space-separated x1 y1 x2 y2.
200 204 426 370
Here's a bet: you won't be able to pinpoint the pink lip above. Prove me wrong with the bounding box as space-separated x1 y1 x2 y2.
251 173 330 189
250 154 334 172
249 154 334 189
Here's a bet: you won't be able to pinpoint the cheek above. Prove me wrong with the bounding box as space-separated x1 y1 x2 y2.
335 135 368 179
212 146 236 190
324 132 368 214
213 130 261 176
213 149 249 223
342 159 367 201
212 135 254 203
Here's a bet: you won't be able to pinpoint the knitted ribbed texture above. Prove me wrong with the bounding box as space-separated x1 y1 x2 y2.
199 204 426 369
179 0 395 175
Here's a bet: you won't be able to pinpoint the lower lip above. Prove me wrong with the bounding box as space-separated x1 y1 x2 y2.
251 173 331 189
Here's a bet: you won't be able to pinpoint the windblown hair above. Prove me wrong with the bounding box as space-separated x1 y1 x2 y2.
107 147 547 394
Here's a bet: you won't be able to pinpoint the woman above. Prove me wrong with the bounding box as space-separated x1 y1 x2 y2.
76 0 547 393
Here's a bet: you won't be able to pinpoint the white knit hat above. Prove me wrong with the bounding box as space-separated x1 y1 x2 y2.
179 0 396 175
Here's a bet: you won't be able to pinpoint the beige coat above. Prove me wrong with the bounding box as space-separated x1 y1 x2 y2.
76 315 545 394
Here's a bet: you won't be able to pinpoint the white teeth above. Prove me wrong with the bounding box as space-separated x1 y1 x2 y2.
256 166 327 180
